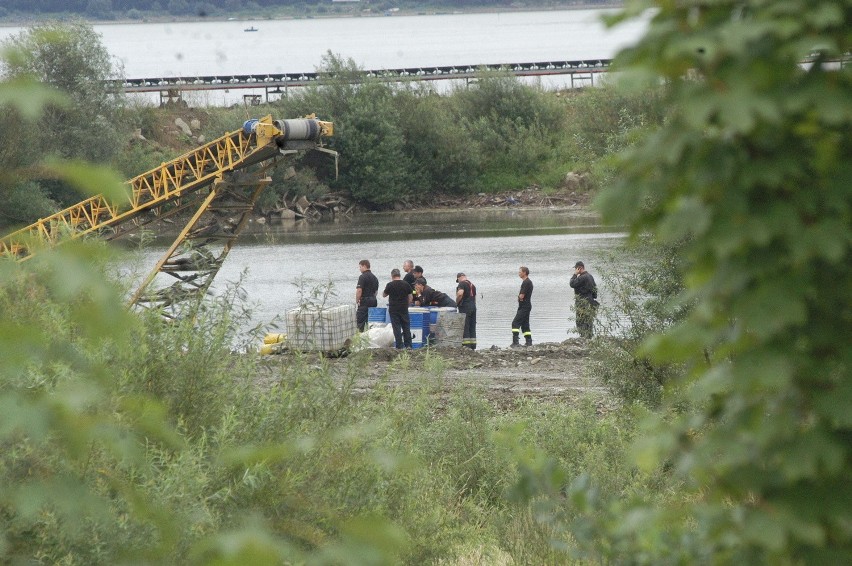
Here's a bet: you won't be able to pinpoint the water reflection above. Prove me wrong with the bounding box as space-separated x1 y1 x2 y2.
245 208 611 245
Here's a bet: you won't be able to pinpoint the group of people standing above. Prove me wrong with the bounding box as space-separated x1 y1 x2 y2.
356 258 598 350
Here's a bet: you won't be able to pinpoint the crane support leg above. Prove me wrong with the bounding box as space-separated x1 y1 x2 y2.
129 170 272 319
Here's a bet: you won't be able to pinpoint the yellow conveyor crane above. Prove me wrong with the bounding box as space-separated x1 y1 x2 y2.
0 115 334 319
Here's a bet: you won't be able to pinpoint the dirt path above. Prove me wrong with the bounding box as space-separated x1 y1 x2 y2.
261 339 612 411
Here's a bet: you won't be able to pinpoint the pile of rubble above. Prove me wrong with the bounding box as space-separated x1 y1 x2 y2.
430 173 592 209
271 189 356 221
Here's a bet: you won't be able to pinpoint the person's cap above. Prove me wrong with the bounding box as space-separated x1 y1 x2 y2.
413 265 423 273
573 261 584 268
456 272 465 282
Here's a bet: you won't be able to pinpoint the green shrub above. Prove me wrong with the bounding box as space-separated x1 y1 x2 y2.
119 275 261 437
0 244 183 564
590 239 690 407
583 0 852 561
395 87 484 195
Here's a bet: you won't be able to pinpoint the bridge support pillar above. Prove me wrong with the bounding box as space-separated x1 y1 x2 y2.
159 88 186 107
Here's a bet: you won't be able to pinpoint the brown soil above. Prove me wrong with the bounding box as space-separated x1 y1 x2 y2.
259 339 614 413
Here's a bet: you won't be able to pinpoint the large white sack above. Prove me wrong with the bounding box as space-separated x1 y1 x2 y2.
367 324 395 348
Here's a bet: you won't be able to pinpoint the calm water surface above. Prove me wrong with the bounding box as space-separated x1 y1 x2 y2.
1 9 648 102
128 209 625 349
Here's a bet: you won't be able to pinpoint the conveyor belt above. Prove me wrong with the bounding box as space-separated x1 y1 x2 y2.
117 59 613 93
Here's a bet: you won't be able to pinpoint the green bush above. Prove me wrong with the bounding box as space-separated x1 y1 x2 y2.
109 139 175 179
331 87 419 207
395 87 484 195
0 244 184 564
261 56 653 207
590 239 690 407
583 0 851 561
566 83 667 162
455 74 573 191
119 275 261 436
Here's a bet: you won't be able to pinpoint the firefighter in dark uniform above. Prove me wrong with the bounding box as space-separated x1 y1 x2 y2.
410 265 424 302
414 278 457 308
383 268 413 349
355 259 379 331
511 266 533 347
569 260 598 339
402 260 416 287
455 272 477 349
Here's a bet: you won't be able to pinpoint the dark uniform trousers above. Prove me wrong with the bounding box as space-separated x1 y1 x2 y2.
389 308 412 349
459 304 477 349
512 305 532 340
575 298 597 339
356 296 378 331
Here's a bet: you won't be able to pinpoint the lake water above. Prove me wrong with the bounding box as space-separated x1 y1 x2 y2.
1 9 648 103
127 208 625 350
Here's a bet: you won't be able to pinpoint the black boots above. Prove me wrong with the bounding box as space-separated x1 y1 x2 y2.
511 333 533 347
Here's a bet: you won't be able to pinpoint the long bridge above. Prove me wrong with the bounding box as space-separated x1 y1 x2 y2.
118 59 613 105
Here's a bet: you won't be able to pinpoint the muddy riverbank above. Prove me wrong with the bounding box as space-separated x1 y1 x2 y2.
256 338 616 412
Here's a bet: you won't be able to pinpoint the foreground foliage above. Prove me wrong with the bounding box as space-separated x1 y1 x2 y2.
5 0 848 561
566 0 850 562
0 21 124 222
2 244 671 564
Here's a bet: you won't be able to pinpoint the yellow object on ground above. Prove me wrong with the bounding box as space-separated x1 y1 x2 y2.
263 333 286 344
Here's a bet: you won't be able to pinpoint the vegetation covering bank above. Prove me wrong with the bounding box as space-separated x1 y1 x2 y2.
0 21 664 229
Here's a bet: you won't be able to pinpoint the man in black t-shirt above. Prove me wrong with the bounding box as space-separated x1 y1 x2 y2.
355 259 379 331
511 266 534 347
383 268 413 349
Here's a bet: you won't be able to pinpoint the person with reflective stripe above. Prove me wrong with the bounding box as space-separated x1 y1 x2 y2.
410 265 424 302
455 272 477 349
511 266 533 347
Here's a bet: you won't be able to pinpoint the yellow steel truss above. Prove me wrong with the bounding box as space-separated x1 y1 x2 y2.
0 115 334 317
0 115 332 260
129 169 274 318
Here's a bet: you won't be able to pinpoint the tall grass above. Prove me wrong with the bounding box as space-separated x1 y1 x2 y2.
1 244 679 563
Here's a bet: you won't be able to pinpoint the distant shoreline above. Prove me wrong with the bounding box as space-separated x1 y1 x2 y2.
0 3 624 28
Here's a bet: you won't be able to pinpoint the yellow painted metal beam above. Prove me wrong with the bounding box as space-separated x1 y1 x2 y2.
0 115 330 260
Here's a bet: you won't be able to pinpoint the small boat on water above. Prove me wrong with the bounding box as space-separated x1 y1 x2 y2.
244 26 258 32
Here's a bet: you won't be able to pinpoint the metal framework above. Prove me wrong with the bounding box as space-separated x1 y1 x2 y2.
0 115 334 317
119 59 614 93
